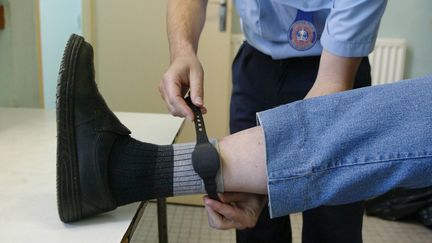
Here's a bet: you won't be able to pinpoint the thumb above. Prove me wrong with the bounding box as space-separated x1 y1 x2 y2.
219 192 251 203
189 68 204 107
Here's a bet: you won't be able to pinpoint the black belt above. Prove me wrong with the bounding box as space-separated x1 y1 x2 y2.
185 96 220 201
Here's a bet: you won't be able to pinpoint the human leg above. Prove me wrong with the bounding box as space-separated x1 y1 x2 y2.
55 35 266 223
257 74 432 218
111 74 432 215
57 35 432 225
109 139 221 205
56 34 222 222
206 74 432 230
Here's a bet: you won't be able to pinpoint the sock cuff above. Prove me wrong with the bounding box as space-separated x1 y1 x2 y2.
172 140 224 194
210 139 224 193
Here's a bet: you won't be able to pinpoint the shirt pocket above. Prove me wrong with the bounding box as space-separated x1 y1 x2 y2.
270 0 332 10
258 0 297 41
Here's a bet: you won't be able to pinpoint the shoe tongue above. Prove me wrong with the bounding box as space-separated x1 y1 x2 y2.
94 109 131 135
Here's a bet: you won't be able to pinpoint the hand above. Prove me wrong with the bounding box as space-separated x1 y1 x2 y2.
159 54 206 121
204 192 267 230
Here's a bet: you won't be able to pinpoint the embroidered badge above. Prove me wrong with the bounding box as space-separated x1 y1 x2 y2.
288 19 317 51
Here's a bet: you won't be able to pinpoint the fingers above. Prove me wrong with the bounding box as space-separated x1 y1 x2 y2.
205 203 241 230
204 197 257 230
189 65 204 107
204 193 268 230
159 77 194 121
159 56 205 121
219 192 251 203
200 106 208 115
206 197 240 222
204 198 245 230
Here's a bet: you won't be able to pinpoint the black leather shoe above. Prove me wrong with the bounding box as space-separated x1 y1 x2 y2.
56 34 131 222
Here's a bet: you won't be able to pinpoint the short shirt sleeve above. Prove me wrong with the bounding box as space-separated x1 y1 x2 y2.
320 0 387 57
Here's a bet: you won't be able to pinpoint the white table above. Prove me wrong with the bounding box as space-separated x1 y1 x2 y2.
0 108 183 243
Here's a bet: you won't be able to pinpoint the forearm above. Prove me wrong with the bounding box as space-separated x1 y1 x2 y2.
305 49 362 99
167 0 208 60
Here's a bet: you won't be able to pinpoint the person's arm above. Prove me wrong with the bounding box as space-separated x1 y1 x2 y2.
305 0 388 99
304 49 361 99
159 0 208 121
205 192 267 230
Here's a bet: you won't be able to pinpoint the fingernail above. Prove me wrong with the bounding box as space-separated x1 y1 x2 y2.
195 97 203 106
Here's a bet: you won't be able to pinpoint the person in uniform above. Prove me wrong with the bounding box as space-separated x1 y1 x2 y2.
159 0 388 242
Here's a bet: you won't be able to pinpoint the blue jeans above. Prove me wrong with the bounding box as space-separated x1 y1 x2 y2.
257 74 432 219
231 42 371 243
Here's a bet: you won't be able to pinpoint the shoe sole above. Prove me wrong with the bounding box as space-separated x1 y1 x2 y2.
56 34 84 223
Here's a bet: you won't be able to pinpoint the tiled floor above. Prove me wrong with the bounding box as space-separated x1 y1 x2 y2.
131 202 432 243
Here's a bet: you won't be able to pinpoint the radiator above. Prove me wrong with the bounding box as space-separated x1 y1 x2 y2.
230 35 407 85
369 38 407 85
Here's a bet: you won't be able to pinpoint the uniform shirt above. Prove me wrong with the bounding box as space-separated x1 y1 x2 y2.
234 0 387 59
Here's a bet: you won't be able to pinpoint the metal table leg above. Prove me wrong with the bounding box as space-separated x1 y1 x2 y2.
157 198 168 243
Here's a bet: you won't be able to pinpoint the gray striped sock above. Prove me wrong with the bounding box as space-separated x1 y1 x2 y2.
172 141 224 196
109 137 223 205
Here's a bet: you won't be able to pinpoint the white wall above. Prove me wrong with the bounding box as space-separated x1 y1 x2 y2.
377 0 432 78
0 0 41 108
39 0 82 109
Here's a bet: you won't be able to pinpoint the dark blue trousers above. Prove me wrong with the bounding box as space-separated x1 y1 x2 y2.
230 42 371 243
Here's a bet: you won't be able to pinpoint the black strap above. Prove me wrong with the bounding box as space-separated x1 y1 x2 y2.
184 97 209 145
184 96 220 201
204 178 219 201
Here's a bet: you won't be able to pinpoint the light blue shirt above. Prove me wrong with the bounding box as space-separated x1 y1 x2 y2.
234 0 387 59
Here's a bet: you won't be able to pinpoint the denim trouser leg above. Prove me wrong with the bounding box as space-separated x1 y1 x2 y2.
257 75 432 218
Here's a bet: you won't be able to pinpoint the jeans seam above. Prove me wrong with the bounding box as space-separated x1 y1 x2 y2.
269 154 432 181
317 153 432 172
296 105 307 151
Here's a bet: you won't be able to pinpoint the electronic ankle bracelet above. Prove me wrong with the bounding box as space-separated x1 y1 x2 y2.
185 96 220 201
